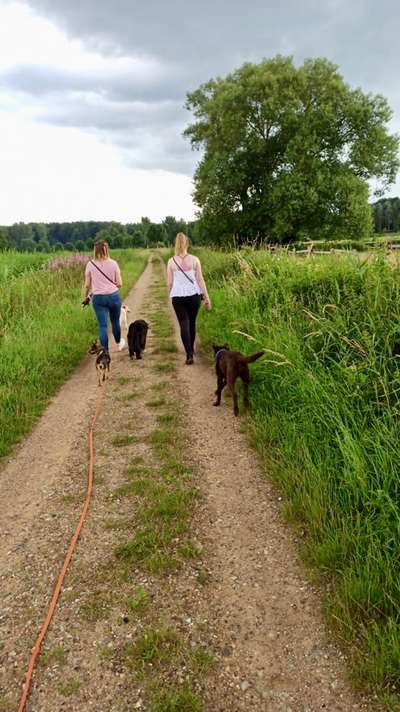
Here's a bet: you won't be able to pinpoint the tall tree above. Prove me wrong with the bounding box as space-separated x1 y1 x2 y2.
95 222 128 248
185 56 399 245
8 223 34 249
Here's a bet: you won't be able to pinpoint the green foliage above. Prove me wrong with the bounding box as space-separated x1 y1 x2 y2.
185 56 399 245
96 221 129 248
197 247 400 700
2 217 200 253
373 197 400 233
150 686 203 712
0 228 9 251
0 251 50 281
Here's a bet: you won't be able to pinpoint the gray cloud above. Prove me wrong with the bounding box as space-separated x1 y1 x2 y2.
10 0 400 180
0 63 186 102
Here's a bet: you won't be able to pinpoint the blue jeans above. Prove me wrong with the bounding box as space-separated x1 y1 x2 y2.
92 291 121 350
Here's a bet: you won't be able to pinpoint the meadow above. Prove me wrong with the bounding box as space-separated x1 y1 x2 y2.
196 247 400 705
0 249 147 459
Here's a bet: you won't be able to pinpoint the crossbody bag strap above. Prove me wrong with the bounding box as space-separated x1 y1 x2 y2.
172 256 195 285
89 260 117 286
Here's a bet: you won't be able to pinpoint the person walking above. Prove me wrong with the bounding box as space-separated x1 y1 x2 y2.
83 240 125 352
167 232 211 364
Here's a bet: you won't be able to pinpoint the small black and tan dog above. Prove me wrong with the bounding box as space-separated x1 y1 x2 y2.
128 319 149 360
212 343 264 416
96 348 111 386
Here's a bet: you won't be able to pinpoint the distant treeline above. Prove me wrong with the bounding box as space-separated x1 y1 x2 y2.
372 197 400 233
0 200 399 252
0 216 198 252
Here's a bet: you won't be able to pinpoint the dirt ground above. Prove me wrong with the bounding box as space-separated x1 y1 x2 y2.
0 257 379 711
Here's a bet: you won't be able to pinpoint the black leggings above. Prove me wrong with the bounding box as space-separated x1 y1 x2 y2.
172 294 201 358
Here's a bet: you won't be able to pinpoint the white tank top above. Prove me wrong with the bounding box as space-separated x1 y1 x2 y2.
169 255 201 298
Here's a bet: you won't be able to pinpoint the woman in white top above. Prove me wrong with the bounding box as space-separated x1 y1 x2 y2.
167 232 211 364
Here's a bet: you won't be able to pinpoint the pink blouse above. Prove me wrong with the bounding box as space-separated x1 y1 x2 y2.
85 258 121 295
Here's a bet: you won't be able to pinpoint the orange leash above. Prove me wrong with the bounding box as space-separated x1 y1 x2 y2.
17 389 103 712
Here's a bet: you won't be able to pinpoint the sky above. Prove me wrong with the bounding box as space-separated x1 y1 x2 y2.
0 0 399 225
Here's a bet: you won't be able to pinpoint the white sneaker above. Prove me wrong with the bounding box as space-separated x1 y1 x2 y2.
118 337 126 352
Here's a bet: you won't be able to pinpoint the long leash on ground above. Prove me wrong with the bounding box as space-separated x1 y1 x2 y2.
17 388 104 712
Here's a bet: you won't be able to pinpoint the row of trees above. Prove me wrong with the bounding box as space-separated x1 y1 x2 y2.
2 199 399 253
185 55 399 245
0 217 198 252
372 198 400 233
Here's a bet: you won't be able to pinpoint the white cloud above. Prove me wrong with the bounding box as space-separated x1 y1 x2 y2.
0 110 195 223
0 1 195 223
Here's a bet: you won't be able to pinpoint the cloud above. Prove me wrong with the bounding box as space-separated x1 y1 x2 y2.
0 62 185 102
1 0 399 225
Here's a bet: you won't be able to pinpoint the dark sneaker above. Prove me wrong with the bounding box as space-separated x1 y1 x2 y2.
185 356 194 365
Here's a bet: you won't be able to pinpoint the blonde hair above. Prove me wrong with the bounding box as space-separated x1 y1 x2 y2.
175 232 189 255
94 240 109 260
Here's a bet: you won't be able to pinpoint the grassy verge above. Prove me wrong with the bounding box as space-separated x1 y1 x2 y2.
196 247 400 708
0 249 147 459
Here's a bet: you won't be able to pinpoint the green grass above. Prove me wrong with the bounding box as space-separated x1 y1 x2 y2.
152 341 179 354
196 246 400 705
146 397 168 408
0 249 147 459
130 626 181 666
40 644 67 667
59 679 81 696
111 434 137 447
80 592 111 621
153 361 176 374
149 686 203 712
126 585 151 611
0 250 51 283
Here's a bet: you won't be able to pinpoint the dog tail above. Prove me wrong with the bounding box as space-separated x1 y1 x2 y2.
240 351 264 364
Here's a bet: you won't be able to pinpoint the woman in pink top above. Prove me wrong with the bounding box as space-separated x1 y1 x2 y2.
83 240 125 352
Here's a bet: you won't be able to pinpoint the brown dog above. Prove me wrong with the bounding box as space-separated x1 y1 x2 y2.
212 343 264 416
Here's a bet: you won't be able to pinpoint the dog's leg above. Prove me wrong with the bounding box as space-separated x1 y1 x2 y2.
242 380 249 408
227 373 239 416
242 369 250 409
213 374 225 406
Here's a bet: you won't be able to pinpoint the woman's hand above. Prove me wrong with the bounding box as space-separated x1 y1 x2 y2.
203 297 212 311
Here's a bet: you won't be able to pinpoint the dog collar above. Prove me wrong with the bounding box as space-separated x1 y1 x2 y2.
214 348 228 361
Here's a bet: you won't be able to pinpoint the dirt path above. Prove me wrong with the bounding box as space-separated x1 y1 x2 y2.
0 257 377 711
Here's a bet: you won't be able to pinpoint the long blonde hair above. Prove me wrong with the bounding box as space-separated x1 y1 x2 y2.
175 232 189 256
94 240 109 260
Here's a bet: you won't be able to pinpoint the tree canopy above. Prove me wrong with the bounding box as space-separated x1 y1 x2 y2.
185 56 399 245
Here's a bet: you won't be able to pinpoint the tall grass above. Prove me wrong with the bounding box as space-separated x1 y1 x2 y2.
0 251 51 283
197 247 400 704
0 249 147 459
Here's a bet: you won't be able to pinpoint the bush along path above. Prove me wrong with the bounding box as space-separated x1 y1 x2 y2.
0 256 378 711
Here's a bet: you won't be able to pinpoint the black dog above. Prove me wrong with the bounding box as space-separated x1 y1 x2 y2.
128 320 149 360
96 348 111 386
212 343 264 416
